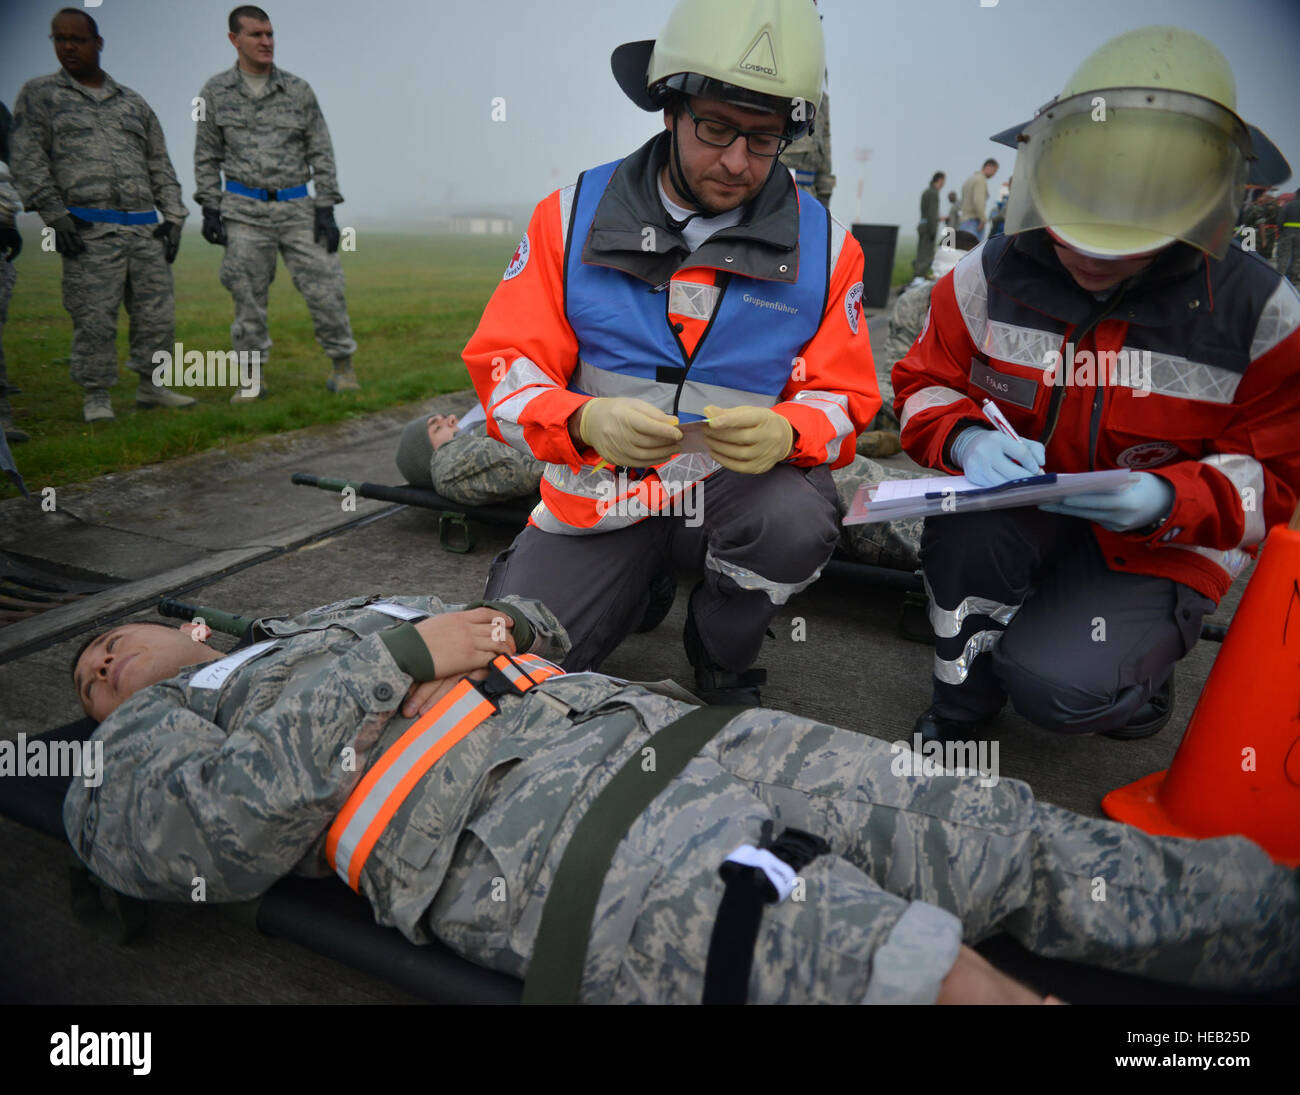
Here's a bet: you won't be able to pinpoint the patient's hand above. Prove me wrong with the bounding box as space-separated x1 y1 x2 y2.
935 944 1063 1005
414 607 515 678
403 666 489 718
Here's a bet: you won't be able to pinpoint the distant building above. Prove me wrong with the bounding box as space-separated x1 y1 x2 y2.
448 213 514 235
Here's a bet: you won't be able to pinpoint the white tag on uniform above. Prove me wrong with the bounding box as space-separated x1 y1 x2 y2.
190 640 277 690
724 844 798 902
368 601 427 621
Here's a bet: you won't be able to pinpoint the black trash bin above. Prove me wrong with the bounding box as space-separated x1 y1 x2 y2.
851 223 898 310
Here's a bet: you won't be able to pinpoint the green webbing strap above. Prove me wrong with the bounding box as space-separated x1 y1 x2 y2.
522 704 746 1005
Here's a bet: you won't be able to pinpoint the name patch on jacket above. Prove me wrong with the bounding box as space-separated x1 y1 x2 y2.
970 358 1037 409
190 640 277 690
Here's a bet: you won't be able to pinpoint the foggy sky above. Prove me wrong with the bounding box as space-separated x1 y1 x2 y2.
3 0 1297 234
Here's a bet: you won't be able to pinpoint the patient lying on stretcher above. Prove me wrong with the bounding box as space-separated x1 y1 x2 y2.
394 403 928 571
66 595 1298 1004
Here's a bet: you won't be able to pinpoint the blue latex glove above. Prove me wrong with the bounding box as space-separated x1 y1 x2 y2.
951 427 1046 487
1040 472 1174 531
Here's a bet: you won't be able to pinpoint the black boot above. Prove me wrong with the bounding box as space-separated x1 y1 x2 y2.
912 707 989 746
683 594 765 707
1100 677 1175 740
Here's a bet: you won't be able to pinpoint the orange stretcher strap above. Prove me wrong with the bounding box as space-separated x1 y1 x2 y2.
326 652 564 891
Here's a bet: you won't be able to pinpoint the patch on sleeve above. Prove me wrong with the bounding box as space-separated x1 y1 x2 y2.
844 281 864 334
504 233 530 280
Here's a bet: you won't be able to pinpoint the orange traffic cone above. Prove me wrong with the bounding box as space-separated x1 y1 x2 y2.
1102 505 1300 867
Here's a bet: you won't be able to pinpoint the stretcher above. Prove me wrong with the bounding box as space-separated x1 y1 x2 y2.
3 598 1284 1004
5 709 1293 1004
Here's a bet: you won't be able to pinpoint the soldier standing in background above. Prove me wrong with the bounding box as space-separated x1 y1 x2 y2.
195 5 358 400
0 101 26 444
913 171 945 279
779 81 834 204
958 158 998 238
11 8 193 424
1275 191 1300 287
945 189 961 230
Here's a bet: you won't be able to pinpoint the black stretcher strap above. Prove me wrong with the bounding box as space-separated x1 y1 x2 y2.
522 704 747 1005
702 824 830 1005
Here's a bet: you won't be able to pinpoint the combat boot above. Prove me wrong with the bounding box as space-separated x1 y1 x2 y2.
83 389 114 423
136 379 197 409
1100 678 1175 740
912 706 989 746
326 356 360 392
856 430 902 458
683 589 765 707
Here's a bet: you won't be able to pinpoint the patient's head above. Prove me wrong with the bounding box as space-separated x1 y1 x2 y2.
72 622 222 722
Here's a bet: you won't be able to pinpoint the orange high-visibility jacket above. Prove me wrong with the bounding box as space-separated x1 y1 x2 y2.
893 231 1300 602
463 134 880 535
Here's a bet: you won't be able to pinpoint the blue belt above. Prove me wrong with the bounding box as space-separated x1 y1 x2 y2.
66 206 159 225
224 179 310 202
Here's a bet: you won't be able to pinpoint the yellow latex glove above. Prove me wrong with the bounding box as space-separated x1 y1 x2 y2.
579 397 682 467
701 404 794 474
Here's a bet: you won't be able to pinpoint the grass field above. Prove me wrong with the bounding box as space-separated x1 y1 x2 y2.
1 232 515 497
2 229 918 498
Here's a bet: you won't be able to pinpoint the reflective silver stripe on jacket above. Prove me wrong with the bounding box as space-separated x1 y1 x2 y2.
830 214 851 274
952 241 990 349
330 685 489 888
923 574 1021 639
534 452 719 534
558 184 575 252
1142 352 1241 403
669 280 719 320
489 356 557 449
705 550 827 606
791 389 853 464
1250 279 1300 361
933 629 1003 685
900 385 967 432
1201 453 1268 547
574 358 778 416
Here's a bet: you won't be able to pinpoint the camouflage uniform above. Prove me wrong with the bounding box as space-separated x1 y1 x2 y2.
64 595 1300 1001
194 66 356 365
10 70 186 391
871 279 935 434
395 417 543 506
1273 195 1300 288
832 455 925 570
0 160 19 432
779 90 834 204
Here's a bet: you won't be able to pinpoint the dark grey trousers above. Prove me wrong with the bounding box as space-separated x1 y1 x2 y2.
485 464 841 673
921 507 1215 734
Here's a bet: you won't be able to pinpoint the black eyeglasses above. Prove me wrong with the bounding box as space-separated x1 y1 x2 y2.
682 104 790 158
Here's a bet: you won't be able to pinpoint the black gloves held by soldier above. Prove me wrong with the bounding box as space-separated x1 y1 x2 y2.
0 222 19 261
50 214 88 257
314 205 340 253
153 220 182 264
201 207 227 246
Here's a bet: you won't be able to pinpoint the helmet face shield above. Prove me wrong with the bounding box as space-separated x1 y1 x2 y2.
1004 88 1252 258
